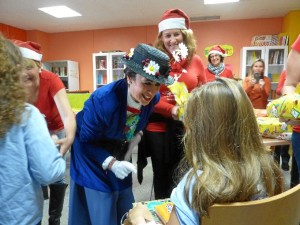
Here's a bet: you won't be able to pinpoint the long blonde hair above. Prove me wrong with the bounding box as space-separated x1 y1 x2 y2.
154 29 197 64
0 34 26 138
181 78 283 215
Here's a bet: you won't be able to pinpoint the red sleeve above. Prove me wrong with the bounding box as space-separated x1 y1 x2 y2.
195 56 207 85
41 69 65 98
222 68 234 78
153 96 174 118
153 54 206 118
292 35 300 52
276 70 286 96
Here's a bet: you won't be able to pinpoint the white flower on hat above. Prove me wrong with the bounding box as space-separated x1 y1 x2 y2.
172 43 188 62
143 60 160 76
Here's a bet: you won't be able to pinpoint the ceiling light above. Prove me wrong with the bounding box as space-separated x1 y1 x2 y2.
190 16 221 21
204 0 239 4
38 6 81 18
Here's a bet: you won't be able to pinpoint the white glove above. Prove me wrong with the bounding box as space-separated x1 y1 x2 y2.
102 156 137 179
124 131 143 161
111 160 137 179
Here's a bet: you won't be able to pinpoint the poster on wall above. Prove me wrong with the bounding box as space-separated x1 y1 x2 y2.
204 44 234 58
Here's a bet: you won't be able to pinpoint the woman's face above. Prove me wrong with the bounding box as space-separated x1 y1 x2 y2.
209 54 222 67
21 59 40 89
161 29 184 55
128 74 160 106
20 59 40 103
252 61 264 74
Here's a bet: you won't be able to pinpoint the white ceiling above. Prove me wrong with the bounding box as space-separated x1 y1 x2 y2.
1 0 299 33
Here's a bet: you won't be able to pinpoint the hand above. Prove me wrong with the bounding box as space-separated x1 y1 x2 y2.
126 203 155 225
259 79 265 88
111 160 137 179
124 131 143 161
249 78 256 86
279 118 300 126
171 105 179 120
55 137 73 156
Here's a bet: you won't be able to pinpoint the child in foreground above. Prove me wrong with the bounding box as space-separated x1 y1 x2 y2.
126 77 284 225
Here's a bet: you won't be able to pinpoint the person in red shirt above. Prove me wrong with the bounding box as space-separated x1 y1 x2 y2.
14 40 76 225
139 8 207 199
243 58 271 109
280 35 300 186
276 69 299 187
282 35 300 95
205 45 233 82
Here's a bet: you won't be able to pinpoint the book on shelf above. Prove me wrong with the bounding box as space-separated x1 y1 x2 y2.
269 50 284 65
278 33 289 46
251 35 278 46
251 34 289 46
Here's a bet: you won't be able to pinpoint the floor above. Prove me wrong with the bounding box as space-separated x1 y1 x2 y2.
42 150 292 225
42 150 154 225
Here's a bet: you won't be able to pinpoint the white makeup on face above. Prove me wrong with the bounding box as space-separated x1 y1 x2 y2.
128 74 160 106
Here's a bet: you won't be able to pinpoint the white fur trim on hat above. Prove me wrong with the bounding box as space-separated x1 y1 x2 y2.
209 50 226 57
19 46 43 61
158 18 186 33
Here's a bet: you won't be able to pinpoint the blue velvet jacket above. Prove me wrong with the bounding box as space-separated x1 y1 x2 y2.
70 79 159 192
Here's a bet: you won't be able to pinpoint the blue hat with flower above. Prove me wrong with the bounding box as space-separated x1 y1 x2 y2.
122 43 174 85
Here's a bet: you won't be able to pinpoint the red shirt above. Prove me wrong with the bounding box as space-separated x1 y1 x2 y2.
291 35 300 132
147 54 206 132
292 35 300 52
205 67 234 82
34 69 65 131
276 70 286 96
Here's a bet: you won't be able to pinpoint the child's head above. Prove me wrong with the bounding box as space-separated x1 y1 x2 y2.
181 77 283 215
183 77 261 166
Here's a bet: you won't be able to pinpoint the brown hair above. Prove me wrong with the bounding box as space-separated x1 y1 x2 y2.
0 34 26 138
179 77 284 216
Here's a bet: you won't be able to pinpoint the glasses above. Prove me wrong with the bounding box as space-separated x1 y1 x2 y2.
209 54 220 59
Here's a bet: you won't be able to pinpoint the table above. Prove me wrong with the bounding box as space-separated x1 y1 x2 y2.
262 138 290 147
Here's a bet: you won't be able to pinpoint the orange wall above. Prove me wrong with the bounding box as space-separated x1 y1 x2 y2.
0 23 26 40
1 17 283 92
191 18 283 79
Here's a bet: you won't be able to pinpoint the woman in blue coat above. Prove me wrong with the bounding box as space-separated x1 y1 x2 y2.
68 43 174 225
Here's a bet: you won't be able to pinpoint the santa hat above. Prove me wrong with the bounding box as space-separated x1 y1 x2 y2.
208 45 227 57
13 40 43 61
158 9 190 33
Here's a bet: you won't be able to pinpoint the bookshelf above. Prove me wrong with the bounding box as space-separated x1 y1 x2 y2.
240 46 288 81
265 46 288 81
92 52 126 90
43 60 79 91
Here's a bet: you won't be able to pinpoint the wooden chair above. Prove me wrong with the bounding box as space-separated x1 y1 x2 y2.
202 184 300 225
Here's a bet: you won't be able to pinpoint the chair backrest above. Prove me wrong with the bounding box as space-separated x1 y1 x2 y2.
67 93 91 113
202 184 300 225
